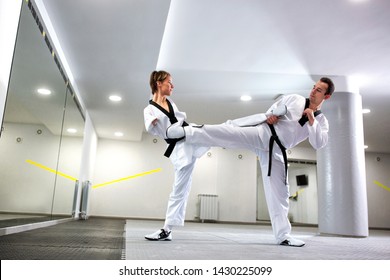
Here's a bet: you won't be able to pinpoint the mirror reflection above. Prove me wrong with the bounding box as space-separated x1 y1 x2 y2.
51 87 85 217
0 1 84 229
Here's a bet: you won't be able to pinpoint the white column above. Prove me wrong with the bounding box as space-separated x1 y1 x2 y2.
74 112 98 219
0 0 22 132
317 76 368 237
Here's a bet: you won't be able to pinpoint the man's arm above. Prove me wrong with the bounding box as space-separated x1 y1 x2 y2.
267 94 306 125
307 115 329 149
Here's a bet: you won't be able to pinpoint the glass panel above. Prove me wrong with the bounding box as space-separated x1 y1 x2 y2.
51 87 85 217
0 1 84 228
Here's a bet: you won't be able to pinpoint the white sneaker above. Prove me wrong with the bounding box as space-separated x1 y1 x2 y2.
145 229 172 241
271 105 287 117
166 123 185 139
279 237 305 247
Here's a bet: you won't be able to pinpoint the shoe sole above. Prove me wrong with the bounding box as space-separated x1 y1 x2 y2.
145 237 172 241
279 241 305 247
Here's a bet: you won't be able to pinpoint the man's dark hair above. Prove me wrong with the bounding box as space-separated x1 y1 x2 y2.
320 77 335 96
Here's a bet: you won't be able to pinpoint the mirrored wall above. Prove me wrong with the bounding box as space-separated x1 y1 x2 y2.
0 1 85 228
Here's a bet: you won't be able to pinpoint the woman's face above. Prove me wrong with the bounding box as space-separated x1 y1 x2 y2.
158 75 174 96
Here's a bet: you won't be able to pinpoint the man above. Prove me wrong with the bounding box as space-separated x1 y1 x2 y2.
167 77 335 247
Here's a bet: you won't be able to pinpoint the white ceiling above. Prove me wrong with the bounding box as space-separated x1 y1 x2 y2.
31 0 390 153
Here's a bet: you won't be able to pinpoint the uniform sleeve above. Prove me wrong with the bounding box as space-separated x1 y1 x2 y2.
307 115 329 149
267 94 306 121
143 106 158 134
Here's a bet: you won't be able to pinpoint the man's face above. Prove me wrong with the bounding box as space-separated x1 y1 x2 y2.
310 81 330 105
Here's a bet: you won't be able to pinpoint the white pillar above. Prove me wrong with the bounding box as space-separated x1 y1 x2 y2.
74 112 98 219
0 0 22 132
317 76 368 237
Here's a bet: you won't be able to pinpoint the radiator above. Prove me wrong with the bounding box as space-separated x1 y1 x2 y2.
198 194 218 222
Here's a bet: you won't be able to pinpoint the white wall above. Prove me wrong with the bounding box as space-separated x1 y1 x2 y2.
365 153 390 228
89 133 257 223
214 147 257 223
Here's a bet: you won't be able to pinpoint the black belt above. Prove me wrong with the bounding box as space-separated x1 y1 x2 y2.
164 121 188 158
267 124 288 184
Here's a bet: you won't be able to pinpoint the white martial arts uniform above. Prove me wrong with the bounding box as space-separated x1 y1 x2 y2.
144 98 209 227
183 94 329 243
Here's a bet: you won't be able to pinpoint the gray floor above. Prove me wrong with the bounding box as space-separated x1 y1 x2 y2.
1 217 389 260
126 219 390 260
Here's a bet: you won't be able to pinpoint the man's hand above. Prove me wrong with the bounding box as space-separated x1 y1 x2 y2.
303 108 315 126
266 115 280 125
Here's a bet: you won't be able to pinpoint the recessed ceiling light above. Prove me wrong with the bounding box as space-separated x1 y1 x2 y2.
114 132 124 137
349 0 369 3
364 145 368 149
37 88 51 95
240 95 252 101
109 95 122 102
362 108 371 114
67 128 77 134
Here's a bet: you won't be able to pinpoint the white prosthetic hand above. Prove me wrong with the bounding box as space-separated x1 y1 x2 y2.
226 104 287 127
166 122 186 139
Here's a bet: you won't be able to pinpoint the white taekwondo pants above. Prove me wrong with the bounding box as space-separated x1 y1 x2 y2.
164 158 197 227
185 124 292 243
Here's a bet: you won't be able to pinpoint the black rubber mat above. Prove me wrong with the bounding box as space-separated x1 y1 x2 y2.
0 216 65 228
0 217 125 260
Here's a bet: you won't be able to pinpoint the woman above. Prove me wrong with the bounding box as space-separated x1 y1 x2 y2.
143 70 209 240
